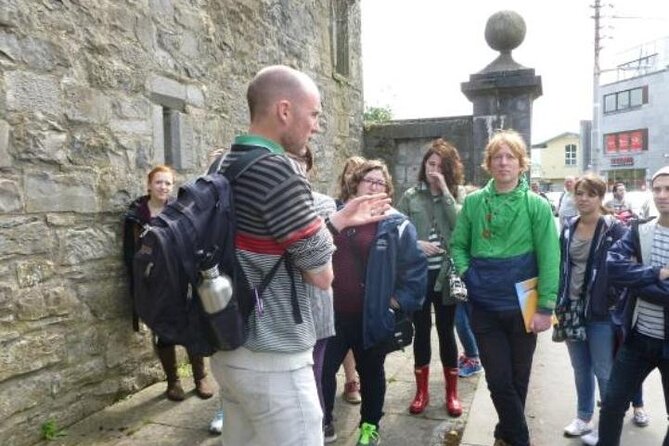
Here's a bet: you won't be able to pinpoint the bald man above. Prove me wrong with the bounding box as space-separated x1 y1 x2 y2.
209 66 388 445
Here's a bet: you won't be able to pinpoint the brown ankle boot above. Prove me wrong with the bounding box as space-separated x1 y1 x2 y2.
189 353 214 399
156 345 185 401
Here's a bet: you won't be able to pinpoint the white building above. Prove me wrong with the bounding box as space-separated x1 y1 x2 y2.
593 36 669 190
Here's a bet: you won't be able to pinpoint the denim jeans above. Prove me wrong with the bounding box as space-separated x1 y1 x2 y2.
565 320 615 421
456 302 479 358
598 330 669 446
322 313 388 428
471 307 537 446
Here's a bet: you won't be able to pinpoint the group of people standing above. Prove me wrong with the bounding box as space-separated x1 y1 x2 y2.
121 63 669 446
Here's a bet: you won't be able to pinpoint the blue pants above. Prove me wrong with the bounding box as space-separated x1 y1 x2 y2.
565 320 615 421
598 331 669 446
456 302 479 358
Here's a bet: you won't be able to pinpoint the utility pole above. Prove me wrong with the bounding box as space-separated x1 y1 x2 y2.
590 0 606 176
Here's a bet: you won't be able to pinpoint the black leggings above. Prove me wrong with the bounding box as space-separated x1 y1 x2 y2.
412 269 458 368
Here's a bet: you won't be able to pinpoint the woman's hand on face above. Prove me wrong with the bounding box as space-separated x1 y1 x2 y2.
329 193 391 231
418 240 444 256
427 171 448 193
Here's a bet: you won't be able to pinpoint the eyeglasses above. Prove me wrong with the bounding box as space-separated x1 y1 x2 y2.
361 178 387 188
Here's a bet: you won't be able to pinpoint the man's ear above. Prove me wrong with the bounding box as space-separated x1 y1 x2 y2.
276 100 291 124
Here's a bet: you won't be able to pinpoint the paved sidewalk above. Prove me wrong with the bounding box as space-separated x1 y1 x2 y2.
461 332 666 446
36 331 480 446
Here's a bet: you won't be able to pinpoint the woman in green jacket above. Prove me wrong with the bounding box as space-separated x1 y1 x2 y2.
397 138 465 417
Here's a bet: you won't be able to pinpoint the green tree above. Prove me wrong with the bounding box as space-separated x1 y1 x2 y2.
363 105 393 125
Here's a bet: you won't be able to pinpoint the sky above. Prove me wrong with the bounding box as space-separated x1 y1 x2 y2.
361 0 669 144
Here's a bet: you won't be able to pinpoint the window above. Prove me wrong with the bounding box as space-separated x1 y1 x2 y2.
603 86 648 113
604 129 648 154
332 0 350 77
565 144 577 166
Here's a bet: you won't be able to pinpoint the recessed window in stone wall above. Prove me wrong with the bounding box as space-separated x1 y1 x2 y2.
332 0 350 77
148 75 197 170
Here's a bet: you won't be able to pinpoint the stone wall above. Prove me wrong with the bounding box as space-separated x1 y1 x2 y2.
363 116 474 201
0 1 362 444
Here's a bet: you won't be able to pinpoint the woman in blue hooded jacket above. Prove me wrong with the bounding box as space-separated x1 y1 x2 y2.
554 175 626 444
321 159 427 446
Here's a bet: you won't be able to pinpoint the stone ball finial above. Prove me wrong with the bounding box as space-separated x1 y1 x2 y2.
485 10 526 53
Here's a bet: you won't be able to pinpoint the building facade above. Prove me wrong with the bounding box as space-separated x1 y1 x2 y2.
531 132 581 191
0 1 363 444
593 36 669 190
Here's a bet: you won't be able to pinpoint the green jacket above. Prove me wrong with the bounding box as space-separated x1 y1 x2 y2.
396 182 463 244
450 178 559 312
397 183 464 303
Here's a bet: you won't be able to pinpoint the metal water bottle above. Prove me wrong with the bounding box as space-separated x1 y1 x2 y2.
197 265 233 314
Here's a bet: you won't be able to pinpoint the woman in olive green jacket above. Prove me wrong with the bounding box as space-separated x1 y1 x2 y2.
397 138 466 417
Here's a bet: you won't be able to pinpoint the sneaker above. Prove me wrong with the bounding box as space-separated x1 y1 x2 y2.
356 422 380 446
633 407 650 427
457 354 467 369
563 418 593 437
581 431 598 446
324 422 337 444
458 357 483 378
343 380 362 404
209 410 224 435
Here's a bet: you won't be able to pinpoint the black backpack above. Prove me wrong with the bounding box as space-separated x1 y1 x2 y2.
132 149 276 355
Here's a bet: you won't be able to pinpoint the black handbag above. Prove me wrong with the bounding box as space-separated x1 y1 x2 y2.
383 309 414 354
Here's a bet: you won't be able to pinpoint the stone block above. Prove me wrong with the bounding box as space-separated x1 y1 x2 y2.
14 288 48 320
64 85 111 124
110 119 151 135
151 104 165 164
5 71 62 116
45 213 76 227
0 119 10 167
59 227 117 266
20 129 68 164
25 171 98 213
0 179 21 212
148 74 186 109
186 84 205 108
0 217 51 256
0 373 51 420
111 96 151 120
15 260 55 288
75 277 128 321
0 332 66 383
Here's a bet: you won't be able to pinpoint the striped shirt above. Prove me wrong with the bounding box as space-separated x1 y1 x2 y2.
219 138 335 354
635 224 669 340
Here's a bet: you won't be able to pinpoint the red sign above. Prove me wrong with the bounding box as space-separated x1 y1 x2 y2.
606 135 617 153
630 131 643 151
603 129 647 154
610 156 634 167
618 133 629 152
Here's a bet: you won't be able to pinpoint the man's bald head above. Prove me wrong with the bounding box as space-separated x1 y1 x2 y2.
247 65 319 122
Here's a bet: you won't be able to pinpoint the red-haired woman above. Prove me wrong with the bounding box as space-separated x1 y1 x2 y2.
122 165 213 402
397 138 467 417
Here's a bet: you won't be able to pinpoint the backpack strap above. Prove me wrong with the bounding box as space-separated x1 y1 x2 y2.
221 147 303 324
223 148 273 182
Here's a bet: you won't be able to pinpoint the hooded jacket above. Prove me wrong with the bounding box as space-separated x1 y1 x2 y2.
450 178 559 313
338 210 427 349
557 214 626 320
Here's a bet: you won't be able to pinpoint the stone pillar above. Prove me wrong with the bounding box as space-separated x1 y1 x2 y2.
461 11 542 186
